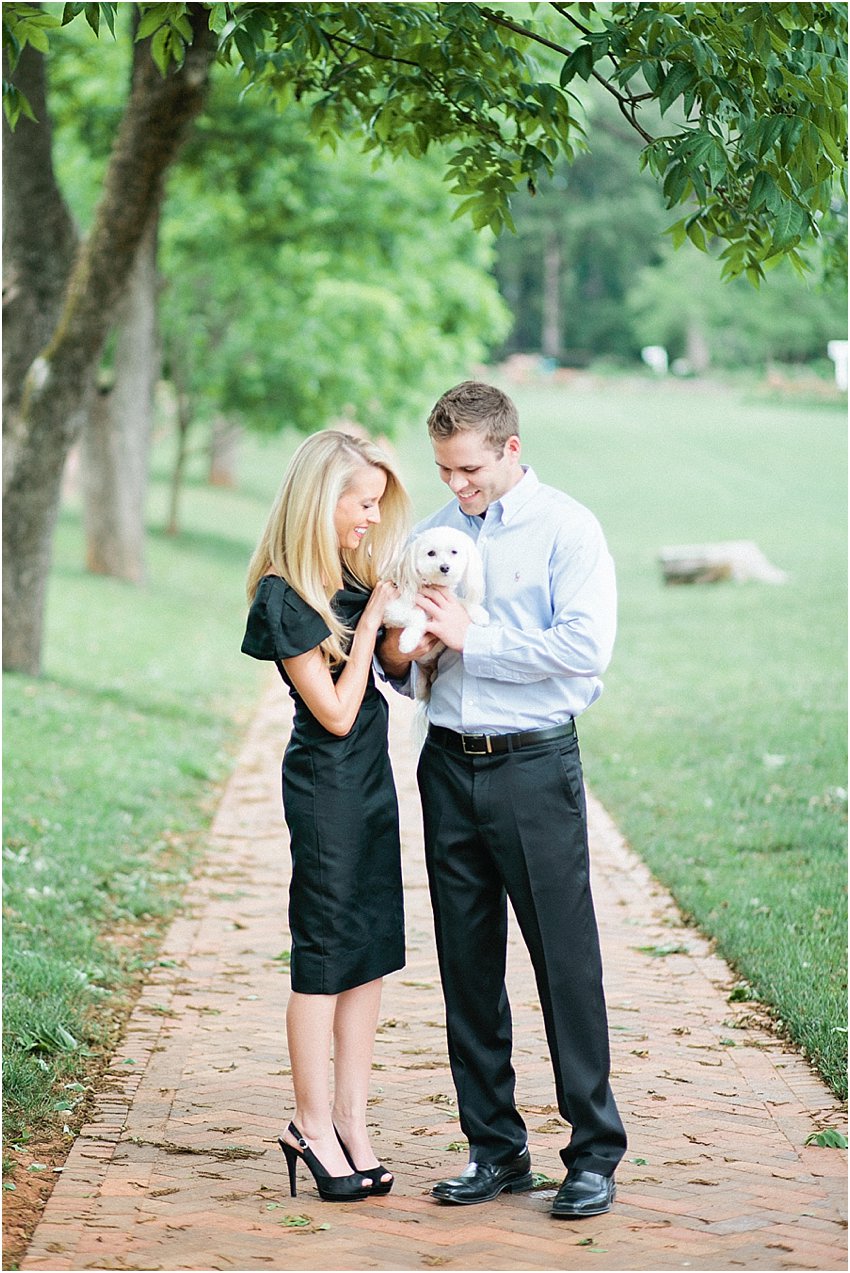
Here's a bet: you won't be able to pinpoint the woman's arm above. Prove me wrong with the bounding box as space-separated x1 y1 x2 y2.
282 581 396 736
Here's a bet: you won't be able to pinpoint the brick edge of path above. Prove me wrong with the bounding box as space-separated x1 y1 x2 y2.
20 682 847 1273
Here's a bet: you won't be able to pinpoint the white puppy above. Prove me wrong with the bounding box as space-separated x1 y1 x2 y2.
384 527 489 697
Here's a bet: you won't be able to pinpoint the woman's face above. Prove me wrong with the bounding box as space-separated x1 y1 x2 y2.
334 464 387 551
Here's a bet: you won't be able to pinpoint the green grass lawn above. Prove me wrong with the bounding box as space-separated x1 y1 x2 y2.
3 376 846 1167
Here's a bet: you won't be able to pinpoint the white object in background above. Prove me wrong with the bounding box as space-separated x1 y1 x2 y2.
827 340 848 391
641 345 669 375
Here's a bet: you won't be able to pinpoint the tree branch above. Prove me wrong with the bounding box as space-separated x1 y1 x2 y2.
548 1 657 145
319 24 508 149
479 6 573 58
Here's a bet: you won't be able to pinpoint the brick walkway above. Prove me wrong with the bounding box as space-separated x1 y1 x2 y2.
23 682 847 1272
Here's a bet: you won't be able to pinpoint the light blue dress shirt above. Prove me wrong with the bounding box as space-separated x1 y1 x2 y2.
415 466 617 734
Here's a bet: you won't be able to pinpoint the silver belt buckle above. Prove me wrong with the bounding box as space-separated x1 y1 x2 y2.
461 733 492 755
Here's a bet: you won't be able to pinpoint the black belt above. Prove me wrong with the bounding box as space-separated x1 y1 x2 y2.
427 720 575 756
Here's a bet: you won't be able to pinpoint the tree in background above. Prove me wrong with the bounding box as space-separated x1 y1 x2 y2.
3 1 846 673
495 79 669 364
628 244 849 372
4 3 215 672
158 80 509 530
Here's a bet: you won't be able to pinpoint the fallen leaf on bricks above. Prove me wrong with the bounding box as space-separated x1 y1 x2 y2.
634 943 689 957
535 1119 567 1133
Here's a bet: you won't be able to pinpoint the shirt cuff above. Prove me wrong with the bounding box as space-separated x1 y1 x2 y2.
373 652 412 696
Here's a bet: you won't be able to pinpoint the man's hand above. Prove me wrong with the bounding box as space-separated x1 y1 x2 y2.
377 625 440 679
416 585 471 652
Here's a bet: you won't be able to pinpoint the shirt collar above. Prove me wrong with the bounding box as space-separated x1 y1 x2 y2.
490 465 539 525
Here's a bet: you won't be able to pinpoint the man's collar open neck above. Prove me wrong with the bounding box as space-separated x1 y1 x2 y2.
472 465 538 523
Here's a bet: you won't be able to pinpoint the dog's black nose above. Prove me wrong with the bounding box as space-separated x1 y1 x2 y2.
439 564 450 574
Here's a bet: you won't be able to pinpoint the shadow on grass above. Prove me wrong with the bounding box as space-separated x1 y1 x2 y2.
42 675 224 730
147 524 253 566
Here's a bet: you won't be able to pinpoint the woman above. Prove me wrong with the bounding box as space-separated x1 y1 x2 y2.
241 430 411 1202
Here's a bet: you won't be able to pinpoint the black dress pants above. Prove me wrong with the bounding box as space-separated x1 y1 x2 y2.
417 729 627 1176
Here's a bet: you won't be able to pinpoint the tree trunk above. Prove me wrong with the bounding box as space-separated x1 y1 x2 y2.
2 41 78 485
541 233 562 361
208 416 241 488
2 10 214 674
166 388 194 537
82 216 160 582
685 318 711 374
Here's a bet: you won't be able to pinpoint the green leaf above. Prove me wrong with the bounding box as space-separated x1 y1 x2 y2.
771 199 807 251
686 219 707 251
659 62 695 116
559 44 594 86
662 163 690 205
814 124 844 166
19 22 50 52
149 26 173 74
84 3 100 36
705 137 726 189
635 943 689 958
805 1128 848 1149
2 83 37 128
136 9 167 41
234 27 257 68
757 116 785 158
666 217 688 249
748 171 776 213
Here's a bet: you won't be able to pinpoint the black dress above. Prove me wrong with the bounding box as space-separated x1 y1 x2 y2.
241 574 405 994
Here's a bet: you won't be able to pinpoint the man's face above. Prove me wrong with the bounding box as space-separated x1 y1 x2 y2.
432 431 522 517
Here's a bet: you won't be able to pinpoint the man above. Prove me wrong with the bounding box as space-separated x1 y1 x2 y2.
380 381 626 1219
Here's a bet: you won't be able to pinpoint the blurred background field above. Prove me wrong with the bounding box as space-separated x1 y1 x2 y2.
4 373 845 1167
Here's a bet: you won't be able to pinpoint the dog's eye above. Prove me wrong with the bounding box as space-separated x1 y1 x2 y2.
450 549 458 555
426 549 436 557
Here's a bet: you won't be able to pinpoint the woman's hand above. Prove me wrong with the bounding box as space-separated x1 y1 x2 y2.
362 579 399 634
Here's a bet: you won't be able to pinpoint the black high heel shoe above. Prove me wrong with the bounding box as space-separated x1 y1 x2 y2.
334 1125 395 1196
278 1122 370 1202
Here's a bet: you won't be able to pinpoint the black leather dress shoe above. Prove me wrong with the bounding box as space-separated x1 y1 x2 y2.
551 1169 616 1218
431 1151 533 1204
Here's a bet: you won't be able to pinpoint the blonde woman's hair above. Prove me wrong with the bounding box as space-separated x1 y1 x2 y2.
246 430 411 665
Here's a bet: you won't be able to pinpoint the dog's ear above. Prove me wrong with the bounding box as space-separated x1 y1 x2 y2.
395 541 421 600
461 541 485 606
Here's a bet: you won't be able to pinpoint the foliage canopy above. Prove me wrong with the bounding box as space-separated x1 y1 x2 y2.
5 1 847 282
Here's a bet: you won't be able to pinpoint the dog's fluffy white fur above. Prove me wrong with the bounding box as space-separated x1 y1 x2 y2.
384 528 489 698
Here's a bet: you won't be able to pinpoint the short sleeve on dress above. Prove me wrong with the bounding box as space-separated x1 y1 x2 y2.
241 576 331 662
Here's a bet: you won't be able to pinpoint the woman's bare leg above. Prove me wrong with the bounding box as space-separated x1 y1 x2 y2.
283 989 353 1177
331 978 392 1182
